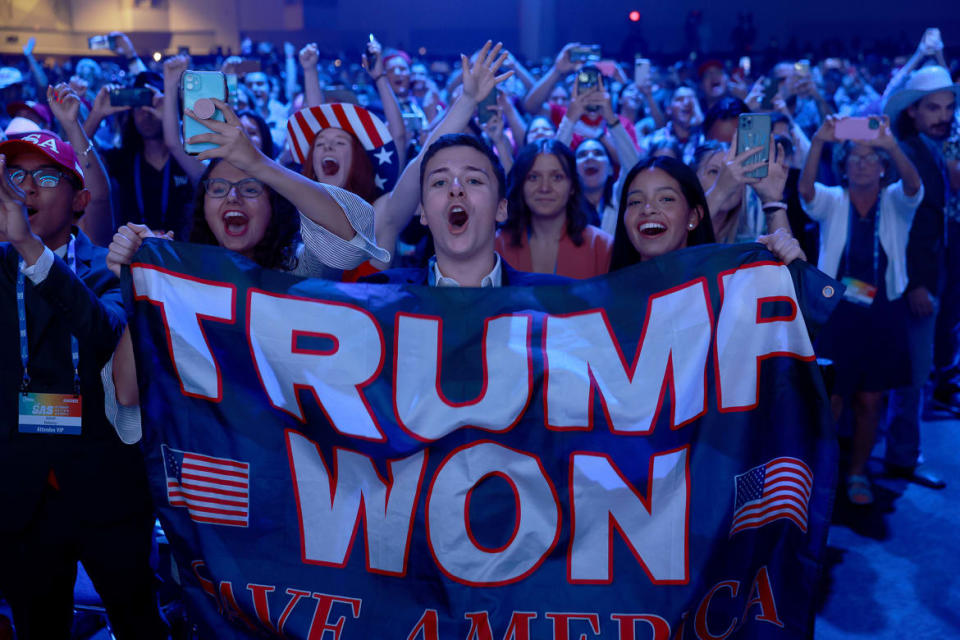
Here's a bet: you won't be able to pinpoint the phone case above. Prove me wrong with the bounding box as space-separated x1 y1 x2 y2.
737 113 771 179
182 70 227 155
834 117 881 141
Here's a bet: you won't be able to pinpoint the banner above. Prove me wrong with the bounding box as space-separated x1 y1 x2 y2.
125 240 840 639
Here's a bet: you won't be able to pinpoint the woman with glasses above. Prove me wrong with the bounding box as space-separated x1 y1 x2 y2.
798 114 924 506
102 99 388 418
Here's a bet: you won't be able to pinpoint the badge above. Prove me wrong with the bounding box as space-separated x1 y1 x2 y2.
840 277 878 307
18 393 82 435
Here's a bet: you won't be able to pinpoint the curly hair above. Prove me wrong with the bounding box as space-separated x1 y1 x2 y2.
503 139 593 248
189 159 300 271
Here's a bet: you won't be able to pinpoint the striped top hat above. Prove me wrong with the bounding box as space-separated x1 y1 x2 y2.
287 104 399 194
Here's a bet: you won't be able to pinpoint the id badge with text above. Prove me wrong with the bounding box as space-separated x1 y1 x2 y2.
18 393 82 435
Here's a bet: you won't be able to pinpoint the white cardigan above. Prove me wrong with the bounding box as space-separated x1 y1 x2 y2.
801 181 923 301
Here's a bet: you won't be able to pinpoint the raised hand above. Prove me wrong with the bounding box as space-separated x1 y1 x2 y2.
753 137 788 204
865 115 897 151
813 115 839 143
69 75 90 98
186 99 264 170
47 83 82 127
299 43 319 71
758 228 805 265
555 42 582 74
0 154 35 248
109 31 138 60
361 38 384 79
163 55 189 89
460 41 513 105
90 84 131 121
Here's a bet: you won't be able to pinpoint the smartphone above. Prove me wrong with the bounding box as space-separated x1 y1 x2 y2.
634 57 651 86
88 35 118 51
760 76 779 110
739 56 751 77
477 91 499 125
366 34 378 69
576 66 601 92
181 70 227 155
834 116 882 141
109 87 154 107
737 113 772 179
569 45 601 63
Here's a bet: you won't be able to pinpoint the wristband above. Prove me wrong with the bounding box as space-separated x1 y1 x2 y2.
606 118 621 129
761 201 788 214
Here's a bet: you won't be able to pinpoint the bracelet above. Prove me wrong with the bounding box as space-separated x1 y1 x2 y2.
761 201 787 214
372 74 386 82
606 118 621 129
79 140 95 157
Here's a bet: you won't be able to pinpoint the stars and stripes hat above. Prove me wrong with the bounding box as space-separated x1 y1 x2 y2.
287 104 399 193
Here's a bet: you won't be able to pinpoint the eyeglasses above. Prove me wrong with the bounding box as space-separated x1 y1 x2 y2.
848 153 881 166
203 178 265 198
6 167 68 189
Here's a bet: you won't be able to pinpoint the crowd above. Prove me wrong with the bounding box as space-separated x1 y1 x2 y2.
0 22 958 639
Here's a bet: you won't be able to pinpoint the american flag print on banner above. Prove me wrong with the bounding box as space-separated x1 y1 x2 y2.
162 444 250 527
730 457 812 536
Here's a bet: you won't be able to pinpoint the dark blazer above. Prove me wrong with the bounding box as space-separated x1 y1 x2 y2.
363 255 572 286
900 135 946 294
0 230 153 533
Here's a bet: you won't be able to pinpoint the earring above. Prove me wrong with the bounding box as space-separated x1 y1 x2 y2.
688 223 695 229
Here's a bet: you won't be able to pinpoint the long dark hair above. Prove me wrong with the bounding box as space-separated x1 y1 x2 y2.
189 159 300 271
610 156 715 270
503 139 593 248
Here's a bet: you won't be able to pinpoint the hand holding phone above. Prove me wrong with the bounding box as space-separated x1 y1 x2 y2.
181 70 227 155
834 116 882 141
634 57 651 87
760 77 779 110
477 90 500 124
737 113 772 179
109 87 155 107
366 34 380 71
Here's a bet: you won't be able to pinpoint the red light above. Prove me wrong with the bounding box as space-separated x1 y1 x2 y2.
629 10 641 22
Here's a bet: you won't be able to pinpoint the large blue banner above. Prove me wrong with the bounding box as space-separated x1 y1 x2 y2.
125 240 840 639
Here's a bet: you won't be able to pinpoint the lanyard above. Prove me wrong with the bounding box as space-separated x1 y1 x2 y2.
844 201 880 286
18 238 80 395
134 154 171 225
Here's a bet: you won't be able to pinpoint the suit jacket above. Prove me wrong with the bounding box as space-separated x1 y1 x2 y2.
900 135 946 294
0 230 153 533
363 255 572 286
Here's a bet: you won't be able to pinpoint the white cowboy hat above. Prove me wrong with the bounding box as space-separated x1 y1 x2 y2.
883 65 960 122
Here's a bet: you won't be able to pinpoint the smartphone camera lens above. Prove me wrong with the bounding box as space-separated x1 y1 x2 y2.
869 118 880 130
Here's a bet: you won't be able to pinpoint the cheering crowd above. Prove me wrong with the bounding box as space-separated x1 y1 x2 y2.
0 22 958 639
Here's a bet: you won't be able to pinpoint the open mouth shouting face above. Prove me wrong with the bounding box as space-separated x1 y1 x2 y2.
311 128 355 189
420 145 507 264
203 161 272 258
575 139 612 190
624 167 701 261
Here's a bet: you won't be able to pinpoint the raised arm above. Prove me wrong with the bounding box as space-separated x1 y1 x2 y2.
373 40 514 267
522 42 580 115
22 38 49 94
799 117 835 203
83 84 130 141
869 115 923 197
364 36 407 166
161 56 206 184
299 43 325 108
189 100 355 240
48 83 114 247
284 42 299 103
